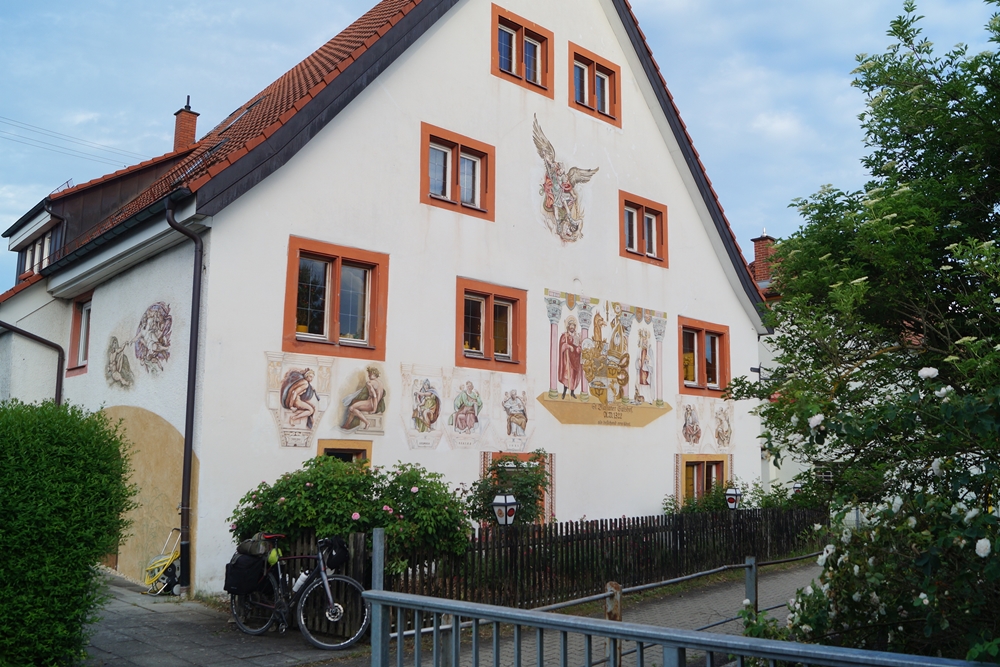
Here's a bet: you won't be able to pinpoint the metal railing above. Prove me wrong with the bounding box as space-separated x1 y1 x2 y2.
366 529 988 667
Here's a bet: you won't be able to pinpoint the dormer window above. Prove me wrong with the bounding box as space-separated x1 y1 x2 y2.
18 230 52 277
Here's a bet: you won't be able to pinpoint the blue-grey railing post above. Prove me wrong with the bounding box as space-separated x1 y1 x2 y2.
372 528 389 667
744 556 757 613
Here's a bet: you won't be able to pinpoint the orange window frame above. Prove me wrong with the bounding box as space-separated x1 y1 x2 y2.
567 42 622 128
455 277 527 374
490 4 554 99
618 190 667 267
67 290 94 377
681 454 727 500
420 123 496 222
282 236 389 361
677 316 730 397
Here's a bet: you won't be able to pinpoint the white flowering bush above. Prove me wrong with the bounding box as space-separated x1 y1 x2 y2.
743 482 1000 660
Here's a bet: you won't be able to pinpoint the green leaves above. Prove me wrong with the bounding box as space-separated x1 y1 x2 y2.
0 400 137 665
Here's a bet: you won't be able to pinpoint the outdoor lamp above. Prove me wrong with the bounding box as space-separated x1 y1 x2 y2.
725 487 742 510
491 494 519 526
792 483 803 494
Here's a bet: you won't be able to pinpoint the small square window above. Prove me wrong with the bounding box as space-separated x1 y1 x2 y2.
421 124 496 221
283 237 388 361
619 191 667 267
568 43 621 127
491 5 554 99
678 317 729 395
456 278 526 374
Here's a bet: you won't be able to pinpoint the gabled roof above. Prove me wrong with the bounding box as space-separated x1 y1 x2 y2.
38 0 764 314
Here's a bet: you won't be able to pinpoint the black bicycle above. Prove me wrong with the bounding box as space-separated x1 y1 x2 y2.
230 534 371 650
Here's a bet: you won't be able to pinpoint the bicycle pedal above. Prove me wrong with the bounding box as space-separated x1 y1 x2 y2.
278 623 288 634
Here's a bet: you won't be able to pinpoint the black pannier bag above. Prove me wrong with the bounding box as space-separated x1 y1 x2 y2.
224 553 266 595
325 536 350 571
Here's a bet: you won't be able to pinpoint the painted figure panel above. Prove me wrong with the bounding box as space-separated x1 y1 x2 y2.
400 364 448 450
339 364 388 435
446 371 490 449
265 352 334 448
106 301 173 388
533 116 598 243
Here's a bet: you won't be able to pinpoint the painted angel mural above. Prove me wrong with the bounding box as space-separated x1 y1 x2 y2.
533 115 598 243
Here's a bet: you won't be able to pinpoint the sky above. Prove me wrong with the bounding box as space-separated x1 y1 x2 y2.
1 0 996 290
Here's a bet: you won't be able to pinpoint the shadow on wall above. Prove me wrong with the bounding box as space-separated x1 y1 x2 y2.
101 406 199 588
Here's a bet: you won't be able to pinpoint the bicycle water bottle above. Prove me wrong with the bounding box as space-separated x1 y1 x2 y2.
292 571 309 593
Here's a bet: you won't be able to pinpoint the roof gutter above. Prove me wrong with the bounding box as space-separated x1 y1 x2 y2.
163 195 202 596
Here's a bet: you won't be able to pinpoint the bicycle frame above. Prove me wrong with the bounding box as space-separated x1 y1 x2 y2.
258 540 339 631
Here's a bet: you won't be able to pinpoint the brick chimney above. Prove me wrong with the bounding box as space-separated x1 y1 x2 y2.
173 96 199 152
751 230 777 284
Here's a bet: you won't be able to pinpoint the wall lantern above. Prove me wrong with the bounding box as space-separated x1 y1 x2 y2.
725 487 742 510
792 483 803 494
491 494 519 526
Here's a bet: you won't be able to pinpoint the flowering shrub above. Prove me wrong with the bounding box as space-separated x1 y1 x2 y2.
743 484 1000 661
465 450 550 525
229 457 469 565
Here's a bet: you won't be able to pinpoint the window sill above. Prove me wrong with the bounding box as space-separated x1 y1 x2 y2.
598 110 618 122
429 193 458 205
295 335 374 351
67 363 88 378
460 203 489 215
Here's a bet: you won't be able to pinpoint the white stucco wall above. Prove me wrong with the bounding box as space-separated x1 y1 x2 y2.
192 0 763 589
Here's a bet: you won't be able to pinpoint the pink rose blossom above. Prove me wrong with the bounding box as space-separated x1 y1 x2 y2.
352 512 361 521
411 486 419 493
305 482 313 488
383 505 393 512
278 497 286 503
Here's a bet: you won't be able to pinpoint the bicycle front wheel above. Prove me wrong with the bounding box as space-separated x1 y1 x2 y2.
231 572 278 635
297 574 371 650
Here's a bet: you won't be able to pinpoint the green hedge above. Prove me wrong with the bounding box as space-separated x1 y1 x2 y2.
0 400 137 665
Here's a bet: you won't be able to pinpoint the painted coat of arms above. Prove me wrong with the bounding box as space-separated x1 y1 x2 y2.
533 115 599 243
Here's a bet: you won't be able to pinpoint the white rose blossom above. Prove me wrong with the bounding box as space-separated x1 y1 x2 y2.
918 367 939 379
891 496 903 513
808 413 825 429
931 458 942 477
964 508 980 524
934 385 954 399
907 516 917 528
976 538 992 558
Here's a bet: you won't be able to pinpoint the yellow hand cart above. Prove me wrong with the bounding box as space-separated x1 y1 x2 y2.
143 528 181 596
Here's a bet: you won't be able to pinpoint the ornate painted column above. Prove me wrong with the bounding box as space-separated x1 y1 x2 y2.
652 316 667 407
619 311 635 403
577 299 593 400
545 295 564 399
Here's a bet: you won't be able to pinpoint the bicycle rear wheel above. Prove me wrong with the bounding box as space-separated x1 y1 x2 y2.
296 574 371 650
231 572 278 635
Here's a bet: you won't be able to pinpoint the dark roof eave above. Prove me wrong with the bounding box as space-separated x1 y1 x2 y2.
41 189 192 276
194 0 461 217
607 0 765 317
3 199 48 239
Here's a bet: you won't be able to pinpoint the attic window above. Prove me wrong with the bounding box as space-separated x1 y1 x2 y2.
220 96 266 135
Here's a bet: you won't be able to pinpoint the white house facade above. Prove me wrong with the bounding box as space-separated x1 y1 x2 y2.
1 0 768 592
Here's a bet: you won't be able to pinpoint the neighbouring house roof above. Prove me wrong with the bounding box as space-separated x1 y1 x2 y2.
28 0 763 312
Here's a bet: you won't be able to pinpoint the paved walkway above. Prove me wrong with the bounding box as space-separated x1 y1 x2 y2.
85 563 820 667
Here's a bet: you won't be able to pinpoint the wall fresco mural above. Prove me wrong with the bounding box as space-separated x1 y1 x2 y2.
446 370 491 449
676 395 735 454
538 289 671 427
491 372 533 452
265 352 334 448
533 115 598 243
400 364 447 450
106 301 173 388
339 364 387 435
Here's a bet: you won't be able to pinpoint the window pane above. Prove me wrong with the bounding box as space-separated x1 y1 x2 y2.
493 301 511 359
429 145 448 198
498 27 515 73
79 302 92 365
682 330 697 384
624 208 636 251
460 154 478 206
705 333 719 386
339 264 369 343
574 63 587 104
464 296 484 354
595 73 608 113
524 38 539 84
645 212 656 256
297 257 328 336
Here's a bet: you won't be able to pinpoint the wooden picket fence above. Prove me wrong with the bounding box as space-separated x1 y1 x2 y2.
286 509 824 610
386 509 825 608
